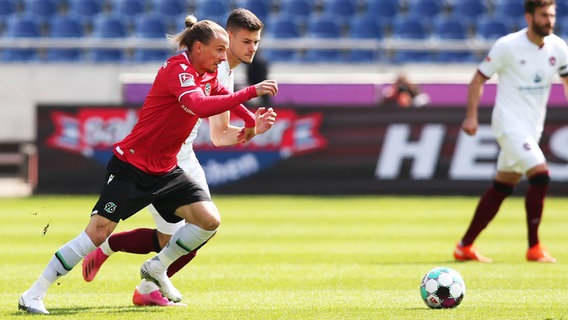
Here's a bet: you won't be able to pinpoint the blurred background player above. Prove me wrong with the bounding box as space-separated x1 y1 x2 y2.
454 0 568 263
81 8 275 306
19 17 278 315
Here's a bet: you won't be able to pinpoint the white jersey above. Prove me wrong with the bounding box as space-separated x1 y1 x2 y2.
478 28 568 139
176 60 234 191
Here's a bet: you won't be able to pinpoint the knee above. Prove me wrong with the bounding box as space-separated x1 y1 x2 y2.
528 172 550 186
85 215 116 246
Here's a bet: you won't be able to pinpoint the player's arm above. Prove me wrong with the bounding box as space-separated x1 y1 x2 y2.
462 71 488 136
209 107 278 146
559 74 568 101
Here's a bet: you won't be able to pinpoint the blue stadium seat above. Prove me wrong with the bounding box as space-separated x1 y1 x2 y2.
236 0 271 22
362 0 399 30
23 0 59 25
263 15 301 62
303 15 343 62
322 0 357 28
112 0 146 26
347 15 383 62
278 0 314 25
432 16 475 62
1 13 41 61
151 0 186 18
132 13 171 61
68 0 104 29
0 0 17 29
46 14 85 61
391 17 432 63
450 0 488 27
493 0 525 29
89 13 127 62
556 1 568 19
475 15 511 40
406 0 443 19
194 0 230 25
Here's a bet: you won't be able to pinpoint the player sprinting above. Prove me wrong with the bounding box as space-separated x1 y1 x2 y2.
18 18 278 315
454 0 568 263
80 8 274 307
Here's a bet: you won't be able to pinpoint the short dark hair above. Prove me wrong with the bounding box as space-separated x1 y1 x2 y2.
225 8 263 33
524 0 556 14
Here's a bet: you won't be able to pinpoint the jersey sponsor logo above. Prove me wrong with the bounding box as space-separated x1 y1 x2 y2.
179 73 195 87
45 107 326 188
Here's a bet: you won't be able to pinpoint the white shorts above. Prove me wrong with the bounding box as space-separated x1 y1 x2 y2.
147 149 211 235
495 132 545 174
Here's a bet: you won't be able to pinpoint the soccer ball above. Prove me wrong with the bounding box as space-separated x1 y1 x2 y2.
420 266 465 309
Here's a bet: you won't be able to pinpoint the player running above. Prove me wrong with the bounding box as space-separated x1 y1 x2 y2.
454 0 568 263
19 18 278 315
81 9 274 306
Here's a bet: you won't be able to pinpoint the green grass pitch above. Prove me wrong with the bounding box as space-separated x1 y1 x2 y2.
1 195 568 319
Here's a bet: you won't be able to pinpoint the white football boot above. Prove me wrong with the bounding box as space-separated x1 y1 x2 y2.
18 290 49 315
140 258 182 302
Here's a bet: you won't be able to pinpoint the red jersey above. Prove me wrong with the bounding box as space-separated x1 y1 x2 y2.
114 52 257 174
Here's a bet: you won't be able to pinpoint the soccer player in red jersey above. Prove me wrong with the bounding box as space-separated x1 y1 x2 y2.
18 18 278 315
81 9 276 307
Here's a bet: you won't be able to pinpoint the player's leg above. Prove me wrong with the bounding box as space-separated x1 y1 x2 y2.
20 215 117 314
82 204 176 282
524 162 556 263
454 140 522 262
140 199 219 302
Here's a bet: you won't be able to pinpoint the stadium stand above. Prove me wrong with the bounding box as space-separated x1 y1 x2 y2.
390 16 431 63
194 0 230 26
89 13 127 62
432 15 476 62
67 0 105 30
263 14 301 62
235 0 271 22
46 13 85 61
131 12 171 62
347 14 384 63
1 13 41 61
2 0 568 63
303 14 343 62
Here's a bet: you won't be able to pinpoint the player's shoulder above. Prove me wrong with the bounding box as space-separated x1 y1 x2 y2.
546 33 568 49
161 52 197 74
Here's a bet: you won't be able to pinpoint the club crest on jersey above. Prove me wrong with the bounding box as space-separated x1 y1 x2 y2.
550 56 556 66
204 83 211 96
179 73 195 87
104 202 117 213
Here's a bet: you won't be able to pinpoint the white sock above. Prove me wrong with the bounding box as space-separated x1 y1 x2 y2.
98 238 115 256
156 224 216 267
31 231 96 295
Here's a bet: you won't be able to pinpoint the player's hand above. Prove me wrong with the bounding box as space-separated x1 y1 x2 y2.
255 107 277 135
237 126 256 143
461 117 478 136
254 80 278 97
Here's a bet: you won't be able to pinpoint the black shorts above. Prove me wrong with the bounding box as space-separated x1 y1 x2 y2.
91 155 211 224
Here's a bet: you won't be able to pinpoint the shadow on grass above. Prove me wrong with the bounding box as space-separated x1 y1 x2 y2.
11 305 172 316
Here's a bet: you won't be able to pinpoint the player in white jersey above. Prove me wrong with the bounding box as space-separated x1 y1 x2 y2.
81 9 276 306
454 0 568 263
